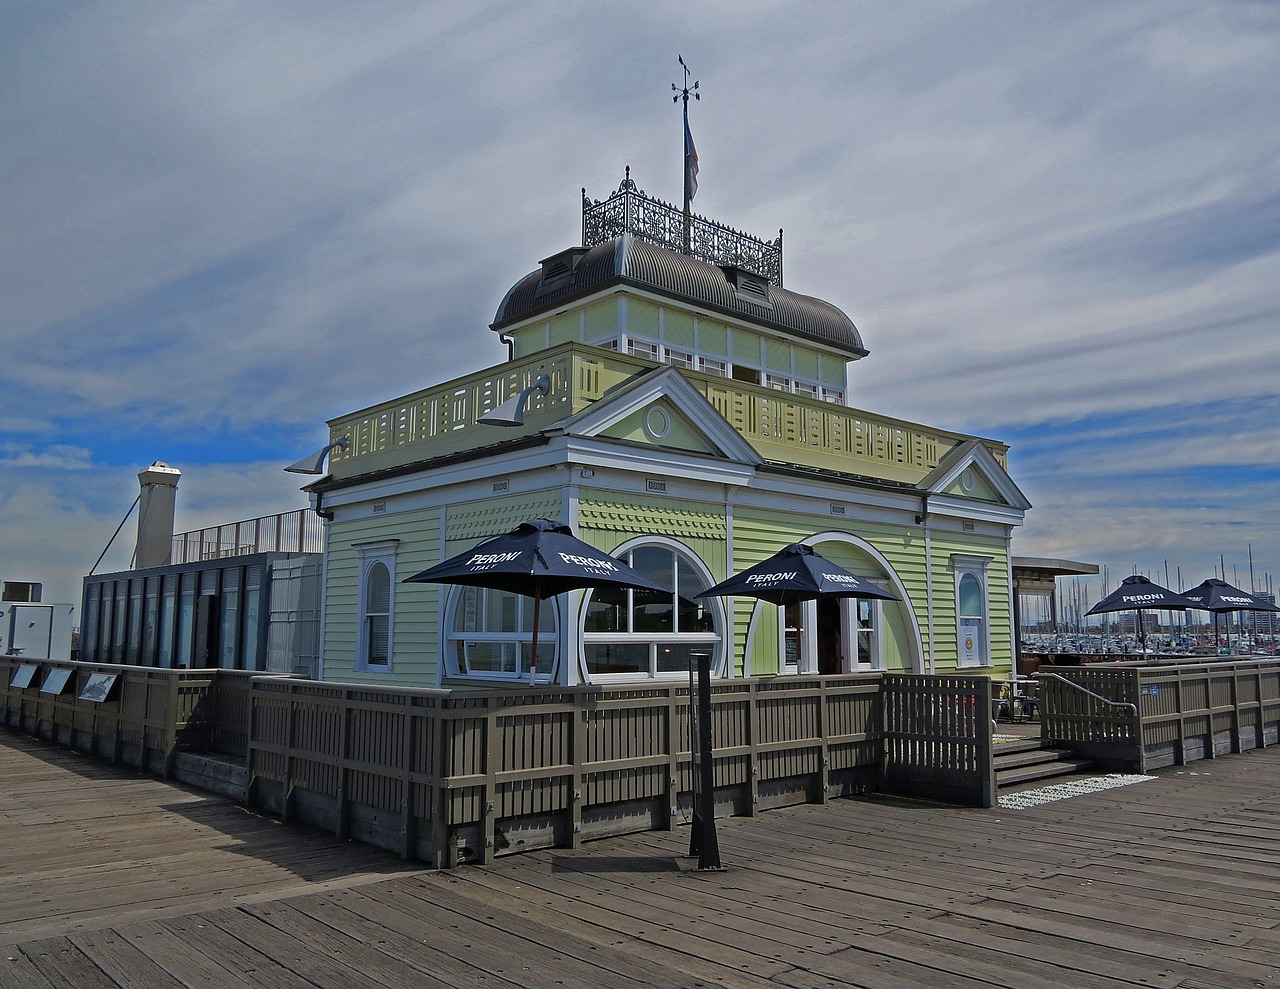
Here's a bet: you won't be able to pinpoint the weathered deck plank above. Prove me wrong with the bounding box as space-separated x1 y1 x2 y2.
3 727 1280 988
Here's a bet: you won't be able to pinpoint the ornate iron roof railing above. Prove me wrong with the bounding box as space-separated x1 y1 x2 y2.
582 170 783 285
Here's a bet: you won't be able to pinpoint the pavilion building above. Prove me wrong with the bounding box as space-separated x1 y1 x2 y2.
308 172 1031 687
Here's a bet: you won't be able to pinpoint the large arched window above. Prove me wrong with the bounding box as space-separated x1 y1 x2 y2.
582 540 723 680
445 586 557 682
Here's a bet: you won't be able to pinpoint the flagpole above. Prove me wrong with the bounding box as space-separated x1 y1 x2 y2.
673 56 699 255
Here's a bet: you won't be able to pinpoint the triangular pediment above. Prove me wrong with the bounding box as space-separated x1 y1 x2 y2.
550 367 763 464
920 439 1031 510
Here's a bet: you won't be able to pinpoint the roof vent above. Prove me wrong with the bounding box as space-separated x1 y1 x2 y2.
536 247 590 297
722 266 773 309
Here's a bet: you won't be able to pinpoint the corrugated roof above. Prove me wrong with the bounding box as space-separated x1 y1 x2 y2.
492 234 866 358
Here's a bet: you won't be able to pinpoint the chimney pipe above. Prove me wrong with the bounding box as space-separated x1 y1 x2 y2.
135 461 181 569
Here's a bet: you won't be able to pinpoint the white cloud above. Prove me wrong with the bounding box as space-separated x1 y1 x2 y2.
1 0 1278 600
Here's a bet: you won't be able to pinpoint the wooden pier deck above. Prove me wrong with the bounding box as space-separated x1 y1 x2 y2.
2 729 1277 989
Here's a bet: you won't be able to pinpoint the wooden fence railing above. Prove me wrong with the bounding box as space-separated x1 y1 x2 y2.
1041 659 1280 771
245 674 887 868
881 674 994 807
1 657 218 775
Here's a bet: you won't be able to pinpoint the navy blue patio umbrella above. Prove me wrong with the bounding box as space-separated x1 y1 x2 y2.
1085 574 1200 654
695 542 901 607
405 518 670 683
686 542 899 870
1183 578 1279 652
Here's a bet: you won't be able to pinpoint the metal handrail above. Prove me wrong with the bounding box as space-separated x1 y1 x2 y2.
1033 671 1138 716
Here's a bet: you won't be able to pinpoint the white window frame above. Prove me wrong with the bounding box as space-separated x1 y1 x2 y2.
581 537 724 682
355 540 398 673
953 555 992 669
443 585 559 683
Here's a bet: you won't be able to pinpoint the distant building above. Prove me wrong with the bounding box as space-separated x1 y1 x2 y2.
307 173 1031 687
78 471 323 674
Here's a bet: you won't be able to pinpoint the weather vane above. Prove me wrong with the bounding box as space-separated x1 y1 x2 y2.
672 55 700 251
672 54 699 108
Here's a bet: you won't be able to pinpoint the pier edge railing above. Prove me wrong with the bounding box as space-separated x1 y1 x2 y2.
0 658 282 775
1041 659 1280 772
243 673 897 868
7 658 1275 868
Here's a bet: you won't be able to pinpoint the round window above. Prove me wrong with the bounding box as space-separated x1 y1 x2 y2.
644 406 671 440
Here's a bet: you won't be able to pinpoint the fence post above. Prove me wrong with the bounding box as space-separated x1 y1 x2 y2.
817 678 830 804
977 677 994 808
334 688 351 840
400 694 417 859
664 684 680 830
746 679 760 815
569 698 586 848
479 702 497 865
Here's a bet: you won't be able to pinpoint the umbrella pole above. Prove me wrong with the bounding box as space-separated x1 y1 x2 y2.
529 593 541 686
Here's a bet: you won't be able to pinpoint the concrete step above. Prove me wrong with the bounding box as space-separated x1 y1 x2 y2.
173 750 248 802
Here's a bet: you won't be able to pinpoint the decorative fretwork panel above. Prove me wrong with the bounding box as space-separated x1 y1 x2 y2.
327 343 1005 484
583 171 783 284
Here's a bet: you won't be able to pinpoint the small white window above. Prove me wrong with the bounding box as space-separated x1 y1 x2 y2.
626 339 661 361
664 347 695 369
953 556 991 668
356 540 398 672
698 356 727 377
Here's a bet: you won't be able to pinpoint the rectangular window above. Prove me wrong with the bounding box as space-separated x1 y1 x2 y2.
142 577 159 666
626 339 660 361
177 573 196 668
82 585 101 662
127 579 143 663
219 568 241 669
242 566 262 671
158 575 177 668
111 583 127 663
698 357 727 377
664 347 695 369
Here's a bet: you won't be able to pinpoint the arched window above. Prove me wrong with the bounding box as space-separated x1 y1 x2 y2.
582 540 723 680
355 540 397 673
445 586 557 681
363 563 391 667
954 556 991 668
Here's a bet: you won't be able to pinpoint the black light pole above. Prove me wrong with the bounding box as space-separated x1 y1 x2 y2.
687 647 721 870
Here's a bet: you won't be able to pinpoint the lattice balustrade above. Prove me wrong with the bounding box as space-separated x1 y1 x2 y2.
326 342 1005 484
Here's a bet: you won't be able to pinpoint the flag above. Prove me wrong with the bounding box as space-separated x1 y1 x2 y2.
684 116 699 202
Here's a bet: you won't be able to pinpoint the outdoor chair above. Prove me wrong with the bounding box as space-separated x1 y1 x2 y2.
1012 682 1040 722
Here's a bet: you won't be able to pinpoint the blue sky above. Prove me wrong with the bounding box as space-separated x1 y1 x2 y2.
2 1 1278 610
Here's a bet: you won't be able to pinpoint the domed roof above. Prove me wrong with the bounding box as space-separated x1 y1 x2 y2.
491 234 867 358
